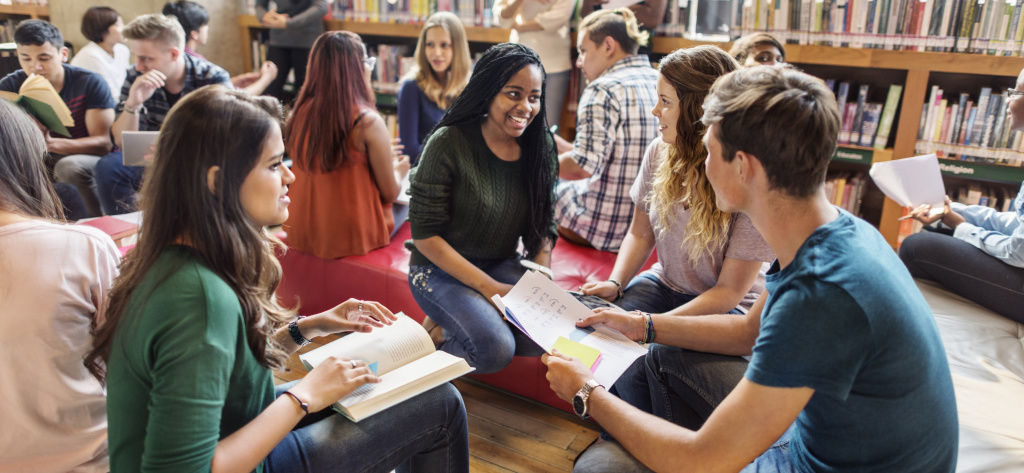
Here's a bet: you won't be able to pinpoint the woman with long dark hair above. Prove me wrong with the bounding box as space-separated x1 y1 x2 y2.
86 86 468 473
0 99 120 472
284 31 409 258
408 43 557 374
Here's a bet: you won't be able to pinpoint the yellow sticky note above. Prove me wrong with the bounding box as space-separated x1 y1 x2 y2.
552 336 602 373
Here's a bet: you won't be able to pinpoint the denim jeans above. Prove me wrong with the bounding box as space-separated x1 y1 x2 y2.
266 381 470 473
409 259 545 374
54 154 102 217
95 150 145 215
573 425 794 473
615 344 748 431
618 270 745 315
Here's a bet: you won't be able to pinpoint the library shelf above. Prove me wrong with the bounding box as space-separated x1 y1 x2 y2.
0 4 49 19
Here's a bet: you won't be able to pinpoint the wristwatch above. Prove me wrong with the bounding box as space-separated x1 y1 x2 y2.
572 379 604 419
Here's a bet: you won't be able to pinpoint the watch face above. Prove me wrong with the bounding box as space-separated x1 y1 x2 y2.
573 395 586 417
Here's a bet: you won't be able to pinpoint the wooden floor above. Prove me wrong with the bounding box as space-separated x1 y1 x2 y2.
274 340 600 473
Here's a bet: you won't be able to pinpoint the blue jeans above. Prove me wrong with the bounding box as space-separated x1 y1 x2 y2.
266 381 469 473
573 424 794 472
618 270 746 315
95 150 145 215
409 259 545 374
615 344 748 432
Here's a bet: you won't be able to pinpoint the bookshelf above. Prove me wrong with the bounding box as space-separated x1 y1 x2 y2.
0 4 49 20
237 14 1024 247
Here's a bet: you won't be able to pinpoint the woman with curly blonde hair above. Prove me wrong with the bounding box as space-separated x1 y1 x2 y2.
580 45 775 317
397 12 471 165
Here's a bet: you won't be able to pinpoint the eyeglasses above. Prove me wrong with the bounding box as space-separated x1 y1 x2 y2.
1005 87 1024 99
363 56 377 70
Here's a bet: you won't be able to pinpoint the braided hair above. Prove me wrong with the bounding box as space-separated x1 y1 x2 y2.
432 43 555 259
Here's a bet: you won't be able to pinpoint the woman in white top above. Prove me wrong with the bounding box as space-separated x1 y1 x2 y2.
0 99 120 472
70 6 130 103
493 0 576 127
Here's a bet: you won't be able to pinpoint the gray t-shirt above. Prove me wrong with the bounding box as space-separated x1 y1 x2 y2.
630 139 775 311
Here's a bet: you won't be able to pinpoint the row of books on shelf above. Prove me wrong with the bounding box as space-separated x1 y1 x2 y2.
0 19 18 43
826 81 903 150
371 44 415 95
913 85 1024 166
243 0 493 26
826 172 869 216
742 0 1024 55
0 0 47 5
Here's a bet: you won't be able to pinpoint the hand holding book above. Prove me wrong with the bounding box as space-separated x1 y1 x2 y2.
300 298 397 339
288 357 382 414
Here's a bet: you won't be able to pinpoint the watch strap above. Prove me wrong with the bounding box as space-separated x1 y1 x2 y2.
288 317 311 347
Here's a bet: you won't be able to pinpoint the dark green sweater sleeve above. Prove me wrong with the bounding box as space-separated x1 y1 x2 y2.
408 127 457 241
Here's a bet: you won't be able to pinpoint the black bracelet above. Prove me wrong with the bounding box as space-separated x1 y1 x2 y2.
282 390 309 415
288 316 310 347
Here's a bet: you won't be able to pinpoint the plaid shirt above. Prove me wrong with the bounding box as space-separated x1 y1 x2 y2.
555 54 659 252
116 54 232 131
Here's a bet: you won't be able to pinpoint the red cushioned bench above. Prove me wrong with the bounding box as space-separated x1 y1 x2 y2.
276 222 652 413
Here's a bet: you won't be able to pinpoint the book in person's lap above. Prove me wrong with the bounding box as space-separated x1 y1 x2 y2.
494 271 648 388
299 313 473 422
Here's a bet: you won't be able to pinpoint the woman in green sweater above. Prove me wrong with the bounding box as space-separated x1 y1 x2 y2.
86 86 469 473
408 43 558 374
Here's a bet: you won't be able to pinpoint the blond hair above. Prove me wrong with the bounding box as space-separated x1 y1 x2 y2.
124 13 185 51
407 12 471 109
650 46 738 264
578 8 649 55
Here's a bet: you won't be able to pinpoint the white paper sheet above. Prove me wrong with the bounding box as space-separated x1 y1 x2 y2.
869 153 946 214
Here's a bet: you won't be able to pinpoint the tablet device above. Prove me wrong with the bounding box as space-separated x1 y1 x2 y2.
121 131 159 166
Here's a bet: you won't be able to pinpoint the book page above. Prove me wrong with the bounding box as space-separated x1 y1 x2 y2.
299 313 434 376
869 153 946 214
337 351 468 409
20 74 73 126
501 271 648 387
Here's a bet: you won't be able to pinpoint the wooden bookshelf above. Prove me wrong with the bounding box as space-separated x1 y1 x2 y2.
0 4 49 19
239 14 1024 247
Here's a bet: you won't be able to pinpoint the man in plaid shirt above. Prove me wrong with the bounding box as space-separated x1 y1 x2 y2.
554 8 658 252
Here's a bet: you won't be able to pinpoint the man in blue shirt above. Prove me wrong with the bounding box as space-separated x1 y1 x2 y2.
544 66 959 472
95 13 231 215
1 20 114 218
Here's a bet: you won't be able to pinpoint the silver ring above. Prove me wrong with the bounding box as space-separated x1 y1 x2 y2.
350 360 358 369
358 301 363 312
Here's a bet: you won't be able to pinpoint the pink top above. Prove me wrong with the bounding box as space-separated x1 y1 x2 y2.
0 220 120 473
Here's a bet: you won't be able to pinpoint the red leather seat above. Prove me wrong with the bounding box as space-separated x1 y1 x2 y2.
276 223 654 413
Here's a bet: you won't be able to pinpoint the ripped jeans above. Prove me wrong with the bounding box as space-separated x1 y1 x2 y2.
409 258 545 374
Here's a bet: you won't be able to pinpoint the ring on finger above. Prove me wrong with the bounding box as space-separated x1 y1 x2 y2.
358 301 363 312
350 360 358 369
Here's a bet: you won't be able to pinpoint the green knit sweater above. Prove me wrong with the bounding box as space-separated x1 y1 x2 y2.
408 123 557 266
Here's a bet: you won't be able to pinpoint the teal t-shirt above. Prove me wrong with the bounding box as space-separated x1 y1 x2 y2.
106 246 275 472
747 210 958 472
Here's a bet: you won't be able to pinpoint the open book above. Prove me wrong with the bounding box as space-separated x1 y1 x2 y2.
493 271 648 388
299 313 473 422
0 74 74 138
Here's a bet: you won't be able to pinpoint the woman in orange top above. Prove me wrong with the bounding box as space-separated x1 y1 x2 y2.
284 31 410 258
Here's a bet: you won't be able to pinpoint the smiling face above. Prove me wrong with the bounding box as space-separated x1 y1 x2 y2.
651 74 681 144
424 26 453 79
130 38 177 75
744 44 784 67
1009 69 1024 132
483 64 544 141
17 41 67 86
239 123 295 227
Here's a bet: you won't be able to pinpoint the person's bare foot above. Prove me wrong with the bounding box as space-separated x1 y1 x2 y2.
421 316 444 347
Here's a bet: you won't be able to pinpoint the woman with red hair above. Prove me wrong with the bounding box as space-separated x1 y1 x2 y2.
284 31 410 259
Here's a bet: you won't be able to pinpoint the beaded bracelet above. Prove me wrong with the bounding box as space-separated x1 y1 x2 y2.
642 312 656 344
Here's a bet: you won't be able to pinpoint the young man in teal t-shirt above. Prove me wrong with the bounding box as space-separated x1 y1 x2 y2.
544 66 959 472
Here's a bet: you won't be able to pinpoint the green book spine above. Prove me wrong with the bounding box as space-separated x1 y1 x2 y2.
874 84 904 149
